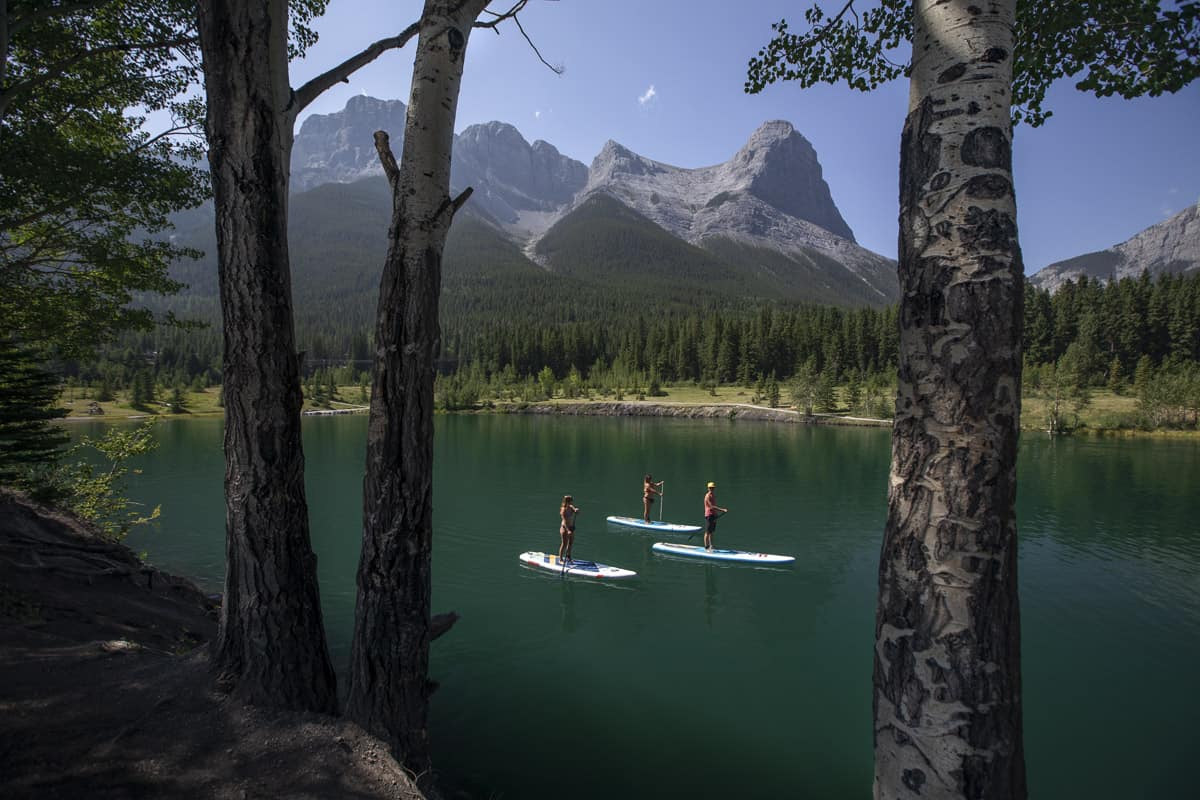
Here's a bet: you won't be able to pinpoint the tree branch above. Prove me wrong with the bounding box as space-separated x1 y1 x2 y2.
0 35 195 121
474 0 562 74
291 22 421 114
443 187 474 221
430 611 459 641
373 130 400 193
475 0 529 29
9 0 113 36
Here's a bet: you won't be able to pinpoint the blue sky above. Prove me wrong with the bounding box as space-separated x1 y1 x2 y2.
294 0 1200 274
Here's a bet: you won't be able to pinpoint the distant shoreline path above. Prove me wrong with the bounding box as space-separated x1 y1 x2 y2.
510 401 893 427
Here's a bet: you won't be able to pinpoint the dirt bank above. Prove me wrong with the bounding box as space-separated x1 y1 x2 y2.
0 490 424 800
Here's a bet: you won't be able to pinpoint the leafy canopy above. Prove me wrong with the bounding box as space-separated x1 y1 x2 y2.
745 0 1200 126
0 0 332 357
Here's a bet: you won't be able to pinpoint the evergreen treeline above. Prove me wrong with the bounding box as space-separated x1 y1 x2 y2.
1024 272 1200 377
63 271 1200 426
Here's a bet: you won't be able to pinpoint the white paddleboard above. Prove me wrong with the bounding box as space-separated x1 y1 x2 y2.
518 551 637 579
606 515 702 533
650 542 795 564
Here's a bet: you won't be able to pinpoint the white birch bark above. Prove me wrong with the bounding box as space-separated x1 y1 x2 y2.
875 1 1026 797
346 0 489 777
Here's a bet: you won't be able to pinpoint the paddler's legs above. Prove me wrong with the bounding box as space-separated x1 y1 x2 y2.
564 530 575 561
559 526 569 561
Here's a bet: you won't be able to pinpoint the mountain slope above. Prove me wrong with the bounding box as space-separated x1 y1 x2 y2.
291 96 408 192
1030 204 1200 292
284 97 898 307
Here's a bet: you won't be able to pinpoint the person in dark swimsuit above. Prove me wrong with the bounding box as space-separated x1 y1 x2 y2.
643 474 664 523
560 495 580 562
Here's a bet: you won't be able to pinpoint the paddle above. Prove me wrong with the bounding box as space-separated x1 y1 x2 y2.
659 481 665 523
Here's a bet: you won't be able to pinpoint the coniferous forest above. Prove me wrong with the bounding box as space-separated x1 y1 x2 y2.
56 269 1200 429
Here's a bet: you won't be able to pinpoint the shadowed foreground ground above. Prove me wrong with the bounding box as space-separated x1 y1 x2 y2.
0 490 424 800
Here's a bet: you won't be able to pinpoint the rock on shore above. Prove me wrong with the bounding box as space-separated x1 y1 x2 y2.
512 401 892 427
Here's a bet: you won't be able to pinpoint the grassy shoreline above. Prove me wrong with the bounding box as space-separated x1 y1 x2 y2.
56 384 1200 438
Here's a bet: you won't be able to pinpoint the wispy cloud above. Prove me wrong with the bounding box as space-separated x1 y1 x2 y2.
534 110 542 119
638 84 657 106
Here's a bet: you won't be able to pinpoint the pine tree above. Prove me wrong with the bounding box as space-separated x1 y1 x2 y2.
0 340 69 495
169 385 187 414
1107 355 1123 395
845 370 863 412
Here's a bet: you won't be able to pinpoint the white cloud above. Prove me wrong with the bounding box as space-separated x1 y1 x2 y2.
534 110 542 119
638 84 657 106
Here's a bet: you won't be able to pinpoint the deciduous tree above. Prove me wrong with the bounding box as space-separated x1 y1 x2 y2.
747 2 1199 797
0 0 206 355
347 0 558 773
196 0 420 713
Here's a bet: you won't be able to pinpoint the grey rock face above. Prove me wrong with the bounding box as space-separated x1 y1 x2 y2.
451 121 587 231
290 99 587 236
287 97 894 304
1030 204 1200 292
581 121 854 242
291 96 408 192
567 121 891 300
738 120 855 241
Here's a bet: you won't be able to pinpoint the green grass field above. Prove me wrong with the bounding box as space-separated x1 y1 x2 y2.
58 386 369 421
57 382 1195 437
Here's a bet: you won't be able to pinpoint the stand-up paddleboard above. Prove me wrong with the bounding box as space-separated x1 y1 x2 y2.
651 542 795 564
606 515 702 534
519 551 637 579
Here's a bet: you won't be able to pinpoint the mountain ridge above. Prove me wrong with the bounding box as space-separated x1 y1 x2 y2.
1029 203 1200 292
288 96 899 306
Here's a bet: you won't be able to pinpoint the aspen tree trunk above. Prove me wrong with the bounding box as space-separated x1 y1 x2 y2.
874 1 1026 797
346 0 489 775
198 0 336 713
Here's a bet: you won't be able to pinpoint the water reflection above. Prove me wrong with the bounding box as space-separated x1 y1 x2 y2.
79 414 1200 800
560 580 577 634
703 565 718 626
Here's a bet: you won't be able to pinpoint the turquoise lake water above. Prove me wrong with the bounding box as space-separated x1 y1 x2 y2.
69 414 1200 798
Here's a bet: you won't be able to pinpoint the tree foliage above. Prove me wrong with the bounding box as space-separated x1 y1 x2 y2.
59 420 161 541
0 0 334 356
0 338 67 495
746 0 1200 126
0 0 209 355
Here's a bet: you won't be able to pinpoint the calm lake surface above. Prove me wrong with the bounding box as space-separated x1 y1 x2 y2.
72 414 1200 798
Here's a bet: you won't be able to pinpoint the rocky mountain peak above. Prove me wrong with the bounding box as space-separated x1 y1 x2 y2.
1030 203 1200 292
291 97 408 192
282 96 890 303
452 119 587 226
729 120 854 242
590 140 665 181
458 120 526 148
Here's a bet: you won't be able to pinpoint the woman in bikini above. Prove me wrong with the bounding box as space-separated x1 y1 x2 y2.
643 474 664 523
559 495 580 562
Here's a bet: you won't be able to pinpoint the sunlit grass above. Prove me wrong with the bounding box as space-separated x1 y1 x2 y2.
57 382 1196 437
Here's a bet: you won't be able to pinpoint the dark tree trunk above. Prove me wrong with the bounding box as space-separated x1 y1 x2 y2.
345 0 487 775
198 0 336 713
874 1 1026 798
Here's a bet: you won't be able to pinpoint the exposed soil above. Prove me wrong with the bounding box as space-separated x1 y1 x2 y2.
0 490 425 800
